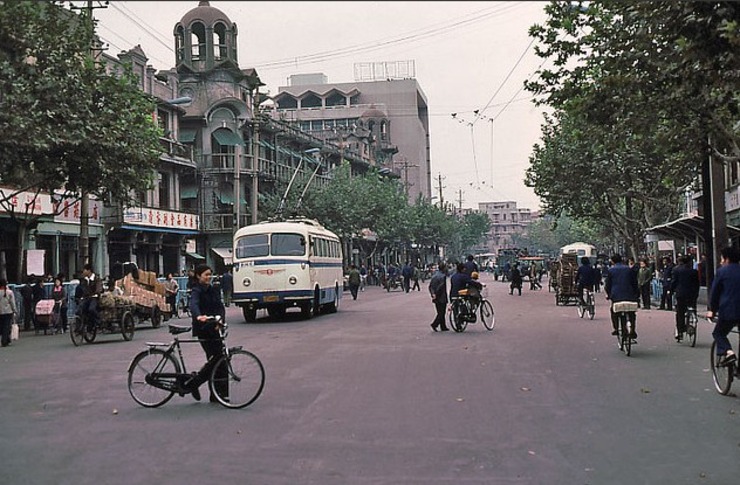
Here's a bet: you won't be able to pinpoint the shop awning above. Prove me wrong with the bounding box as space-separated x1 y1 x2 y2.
217 192 247 205
179 129 197 143
645 215 740 241
211 247 233 265
180 186 198 199
185 252 205 260
212 129 245 146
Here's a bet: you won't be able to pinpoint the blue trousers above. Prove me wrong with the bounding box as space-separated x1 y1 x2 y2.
712 318 740 356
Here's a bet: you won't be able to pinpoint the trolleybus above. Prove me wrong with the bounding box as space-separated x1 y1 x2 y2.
232 218 343 322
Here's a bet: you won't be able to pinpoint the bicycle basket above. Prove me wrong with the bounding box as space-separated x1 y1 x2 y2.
612 301 638 313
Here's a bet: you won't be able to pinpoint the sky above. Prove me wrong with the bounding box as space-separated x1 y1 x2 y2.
89 1 551 212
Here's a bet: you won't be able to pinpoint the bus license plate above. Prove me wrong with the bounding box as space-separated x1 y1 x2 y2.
263 295 279 303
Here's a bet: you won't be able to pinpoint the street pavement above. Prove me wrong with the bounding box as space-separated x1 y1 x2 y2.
0 275 738 485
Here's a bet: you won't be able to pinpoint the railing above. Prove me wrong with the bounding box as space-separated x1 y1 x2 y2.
159 138 194 164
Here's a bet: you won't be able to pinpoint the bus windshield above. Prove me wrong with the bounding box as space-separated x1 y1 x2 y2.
235 232 305 258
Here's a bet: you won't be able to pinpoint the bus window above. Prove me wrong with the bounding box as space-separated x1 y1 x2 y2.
272 233 305 256
236 234 269 258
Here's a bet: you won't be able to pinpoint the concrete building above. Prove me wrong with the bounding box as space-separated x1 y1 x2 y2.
477 201 533 255
270 73 432 202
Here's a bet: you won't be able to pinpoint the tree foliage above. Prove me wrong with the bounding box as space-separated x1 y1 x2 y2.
524 1 739 256
0 1 162 205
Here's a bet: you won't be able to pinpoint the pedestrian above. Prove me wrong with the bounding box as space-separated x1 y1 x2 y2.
19 280 33 331
707 246 740 365
31 277 45 333
0 279 18 347
671 255 700 342
411 264 421 291
401 261 413 293
637 258 653 310
164 273 179 316
359 264 367 291
347 264 361 300
184 264 227 403
463 254 478 275
51 276 68 334
659 256 674 311
428 262 449 332
509 263 523 296
529 263 542 290
221 268 233 307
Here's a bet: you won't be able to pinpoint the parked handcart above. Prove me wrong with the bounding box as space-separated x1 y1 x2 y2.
555 253 579 306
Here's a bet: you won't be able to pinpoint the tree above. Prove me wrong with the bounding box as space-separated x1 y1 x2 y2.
523 1 739 256
0 1 162 280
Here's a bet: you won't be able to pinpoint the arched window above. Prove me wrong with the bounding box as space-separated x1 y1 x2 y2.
214 23 227 60
326 92 345 107
175 26 185 63
380 121 389 141
277 97 298 109
191 22 206 61
301 93 322 109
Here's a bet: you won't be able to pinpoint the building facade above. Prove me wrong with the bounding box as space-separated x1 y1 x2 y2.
477 201 533 255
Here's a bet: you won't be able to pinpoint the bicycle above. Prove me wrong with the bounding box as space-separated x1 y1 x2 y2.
577 288 595 320
709 319 739 396
448 286 495 332
127 315 265 409
176 289 191 318
611 301 638 356
677 306 698 347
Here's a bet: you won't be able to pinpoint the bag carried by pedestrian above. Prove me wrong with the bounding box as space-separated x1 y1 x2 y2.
11 321 19 341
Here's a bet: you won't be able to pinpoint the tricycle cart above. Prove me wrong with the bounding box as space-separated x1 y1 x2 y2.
555 253 579 306
70 293 136 346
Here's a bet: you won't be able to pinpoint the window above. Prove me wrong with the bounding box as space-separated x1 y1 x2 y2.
236 234 269 258
158 172 171 208
272 233 305 256
214 23 227 60
175 26 184 63
191 22 206 60
157 110 170 135
302 94 322 108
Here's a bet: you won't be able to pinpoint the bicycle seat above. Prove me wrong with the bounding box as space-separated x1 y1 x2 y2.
168 324 192 335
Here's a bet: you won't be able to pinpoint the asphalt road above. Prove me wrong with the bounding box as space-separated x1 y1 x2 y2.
1 276 738 485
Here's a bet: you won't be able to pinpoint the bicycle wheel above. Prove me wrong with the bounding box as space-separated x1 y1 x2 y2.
451 301 468 332
710 341 734 395
209 349 265 409
685 310 698 348
480 300 495 331
83 320 97 343
587 295 595 320
622 315 632 356
70 316 85 346
128 349 181 408
121 311 135 341
577 302 585 318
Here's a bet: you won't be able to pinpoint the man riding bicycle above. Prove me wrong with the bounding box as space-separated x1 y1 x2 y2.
576 257 597 305
707 246 740 366
77 263 104 331
605 254 639 340
450 262 483 311
671 255 700 342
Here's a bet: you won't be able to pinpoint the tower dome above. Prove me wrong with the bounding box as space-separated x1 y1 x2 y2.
180 1 233 28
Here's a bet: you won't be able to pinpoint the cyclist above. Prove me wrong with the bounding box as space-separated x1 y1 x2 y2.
463 254 479 275
450 262 483 307
670 255 700 342
78 263 103 332
707 246 740 365
605 254 639 340
576 257 597 306
185 264 227 402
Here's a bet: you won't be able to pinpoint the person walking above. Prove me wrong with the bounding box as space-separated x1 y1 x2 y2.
164 273 179 316
411 264 421 291
509 263 523 296
401 262 413 293
671 255 700 342
707 246 740 365
51 277 68 334
428 262 449 332
347 264 361 300
637 258 653 310
221 268 233 307
19 281 33 332
659 257 674 310
529 262 542 290
185 264 227 403
0 279 18 347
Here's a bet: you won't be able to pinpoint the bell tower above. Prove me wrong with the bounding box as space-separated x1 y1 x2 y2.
174 1 238 72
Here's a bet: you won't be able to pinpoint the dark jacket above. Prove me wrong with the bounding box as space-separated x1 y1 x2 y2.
605 263 639 302
660 263 674 286
576 263 596 287
670 264 700 301
708 263 740 321
428 270 448 305
189 282 226 338
450 271 481 299
510 267 523 287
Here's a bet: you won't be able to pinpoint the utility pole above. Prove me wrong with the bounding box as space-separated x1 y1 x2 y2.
394 156 418 199
250 90 261 225
435 173 445 206
457 189 464 213
76 0 107 271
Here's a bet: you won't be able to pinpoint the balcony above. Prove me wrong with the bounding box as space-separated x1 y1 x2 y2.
202 212 250 234
159 138 195 166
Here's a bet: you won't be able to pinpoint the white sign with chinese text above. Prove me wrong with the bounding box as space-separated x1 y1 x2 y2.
123 207 199 231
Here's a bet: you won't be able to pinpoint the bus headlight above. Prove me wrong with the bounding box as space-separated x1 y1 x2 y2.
242 277 252 287
289 276 297 285
301 262 306 270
